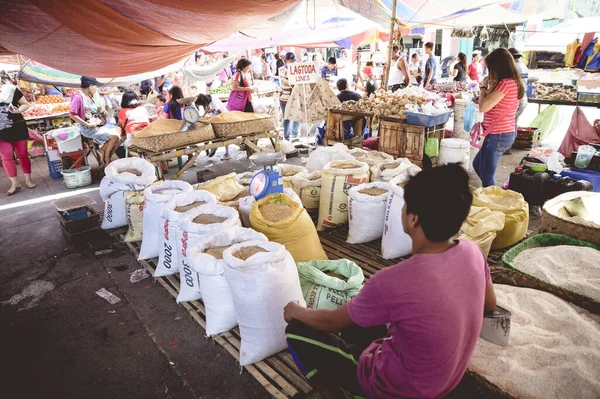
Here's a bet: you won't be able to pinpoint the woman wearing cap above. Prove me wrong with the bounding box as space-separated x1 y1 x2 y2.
69 76 122 165
0 71 34 195
473 48 524 187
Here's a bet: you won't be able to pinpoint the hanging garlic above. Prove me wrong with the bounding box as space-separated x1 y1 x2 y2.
480 25 490 41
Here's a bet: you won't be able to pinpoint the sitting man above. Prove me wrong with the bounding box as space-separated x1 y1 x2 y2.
336 78 362 103
284 164 497 399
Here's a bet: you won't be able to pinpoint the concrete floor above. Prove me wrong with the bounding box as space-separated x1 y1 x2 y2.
0 143 531 399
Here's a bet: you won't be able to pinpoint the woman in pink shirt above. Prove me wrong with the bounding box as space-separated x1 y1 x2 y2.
473 48 524 187
284 165 497 399
468 53 483 81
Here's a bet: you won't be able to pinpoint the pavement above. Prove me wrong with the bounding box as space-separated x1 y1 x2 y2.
0 142 530 399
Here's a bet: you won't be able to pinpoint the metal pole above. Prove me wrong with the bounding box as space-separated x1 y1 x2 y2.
383 0 398 90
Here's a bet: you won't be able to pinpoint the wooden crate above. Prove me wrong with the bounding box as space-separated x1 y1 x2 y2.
378 117 425 166
325 109 373 148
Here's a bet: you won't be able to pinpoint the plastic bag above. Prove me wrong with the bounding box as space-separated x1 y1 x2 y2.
188 227 268 336
453 206 506 257
464 100 476 132
250 193 327 262
297 259 364 310
223 241 305 366
347 182 391 244
196 172 247 202
381 175 413 259
472 187 529 249
370 158 421 183
305 143 354 172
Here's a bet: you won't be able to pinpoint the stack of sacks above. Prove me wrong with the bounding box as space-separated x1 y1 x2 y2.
305 143 354 172
154 191 219 278
223 241 305 365
138 181 193 260
250 193 326 262
100 158 156 229
275 164 307 189
188 227 268 336
347 182 391 244
370 158 421 183
317 160 370 230
239 188 302 228
291 171 322 214
381 174 413 259
349 149 394 167
176 205 241 303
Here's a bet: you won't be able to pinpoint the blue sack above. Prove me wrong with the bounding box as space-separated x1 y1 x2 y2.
464 101 476 132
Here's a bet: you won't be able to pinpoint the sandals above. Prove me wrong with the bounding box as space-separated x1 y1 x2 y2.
25 181 36 189
7 185 21 196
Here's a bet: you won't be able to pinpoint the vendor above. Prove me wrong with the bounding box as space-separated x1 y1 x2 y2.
195 93 227 117
37 84 63 97
336 79 361 102
284 164 497 399
162 86 184 120
69 76 122 165
320 57 338 82
0 71 35 195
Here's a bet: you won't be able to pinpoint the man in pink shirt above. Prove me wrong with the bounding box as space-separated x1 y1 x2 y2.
284 164 497 399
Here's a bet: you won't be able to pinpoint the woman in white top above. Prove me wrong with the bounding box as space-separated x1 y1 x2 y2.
388 54 410 92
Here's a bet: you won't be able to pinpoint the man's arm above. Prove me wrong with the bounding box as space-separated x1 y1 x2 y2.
398 58 410 86
284 302 356 333
425 60 433 87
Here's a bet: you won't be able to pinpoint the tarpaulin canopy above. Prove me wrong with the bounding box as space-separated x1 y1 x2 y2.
518 17 600 52
0 0 299 77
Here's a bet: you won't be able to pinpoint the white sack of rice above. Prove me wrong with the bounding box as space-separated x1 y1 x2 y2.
469 284 600 399
512 245 600 299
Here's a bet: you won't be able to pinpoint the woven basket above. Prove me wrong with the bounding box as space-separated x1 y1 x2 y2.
131 123 215 152
211 116 275 138
540 191 600 245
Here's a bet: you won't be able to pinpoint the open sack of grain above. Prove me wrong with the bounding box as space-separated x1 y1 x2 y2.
275 164 307 189
317 159 370 230
124 191 145 242
297 259 364 310
453 206 506 258
381 176 413 259
469 284 600 399
370 157 421 183
223 241 305 366
472 186 529 249
153 191 219 277
239 188 302 228
176 205 241 303
196 172 247 202
542 191 600 245
100 158 157 229
188 227 267 336
347 182 391 244
291 171 322 213
349 148 395 166
305 143 354 172
138 181 193 260
250 193 326 262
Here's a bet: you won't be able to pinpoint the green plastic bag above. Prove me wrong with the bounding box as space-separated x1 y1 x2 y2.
297 259 365 310
530 104 563 141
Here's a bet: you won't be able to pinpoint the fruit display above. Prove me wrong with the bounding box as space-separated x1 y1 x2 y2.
23 107 51 118
51 104 70 114
36 95 65 104
333 87 431 120
208 86 231 95
535 83 577 101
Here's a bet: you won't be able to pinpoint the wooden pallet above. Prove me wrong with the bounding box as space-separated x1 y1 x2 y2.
123 238 312 399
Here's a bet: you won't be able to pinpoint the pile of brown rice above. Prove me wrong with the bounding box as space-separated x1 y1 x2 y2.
259 204 292 223
193 214 227 225
118 168 142 176
359 187 388 196
205 246 230 260
174 201 205 213
233 246 267 261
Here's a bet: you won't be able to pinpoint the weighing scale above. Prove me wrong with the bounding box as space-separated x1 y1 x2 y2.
249 152 286 199
177 96 201 132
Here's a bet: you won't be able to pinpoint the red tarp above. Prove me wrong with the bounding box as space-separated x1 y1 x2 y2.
0 0 299 77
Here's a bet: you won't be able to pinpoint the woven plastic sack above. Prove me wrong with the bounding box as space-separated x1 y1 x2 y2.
176 205 241 303
347 182 391 244
138 181 193 260
453 206 506 257
196 172 247 202
305 143 354 172
370 158 421 183
297 259 364 310
124 190 145 242
381 175 413 259
154 191 218 277
472 186 529 249
188 227 268 336
250 193 327 262
317 160 370 230
104 157 157 186
291 171 322 212
223 241 305 365
275 164 307 189
349 149 394 166
239 188 302 227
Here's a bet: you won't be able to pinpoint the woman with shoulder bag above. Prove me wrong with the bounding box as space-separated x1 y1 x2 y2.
472 48 524 187
227 58 257 112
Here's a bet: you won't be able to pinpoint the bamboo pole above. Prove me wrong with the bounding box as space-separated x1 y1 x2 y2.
383 0 398 90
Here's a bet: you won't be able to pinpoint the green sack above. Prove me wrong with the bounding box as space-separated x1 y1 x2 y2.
297 259 365 310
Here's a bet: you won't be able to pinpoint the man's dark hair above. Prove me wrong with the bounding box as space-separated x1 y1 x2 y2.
195 93 212 109
404 164 472 242
328 56 337 65
411 53 418 59
392 45 399 52
336 78 348 91
425 42 434 50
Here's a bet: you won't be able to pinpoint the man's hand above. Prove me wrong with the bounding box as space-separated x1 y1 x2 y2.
284 302 302 323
